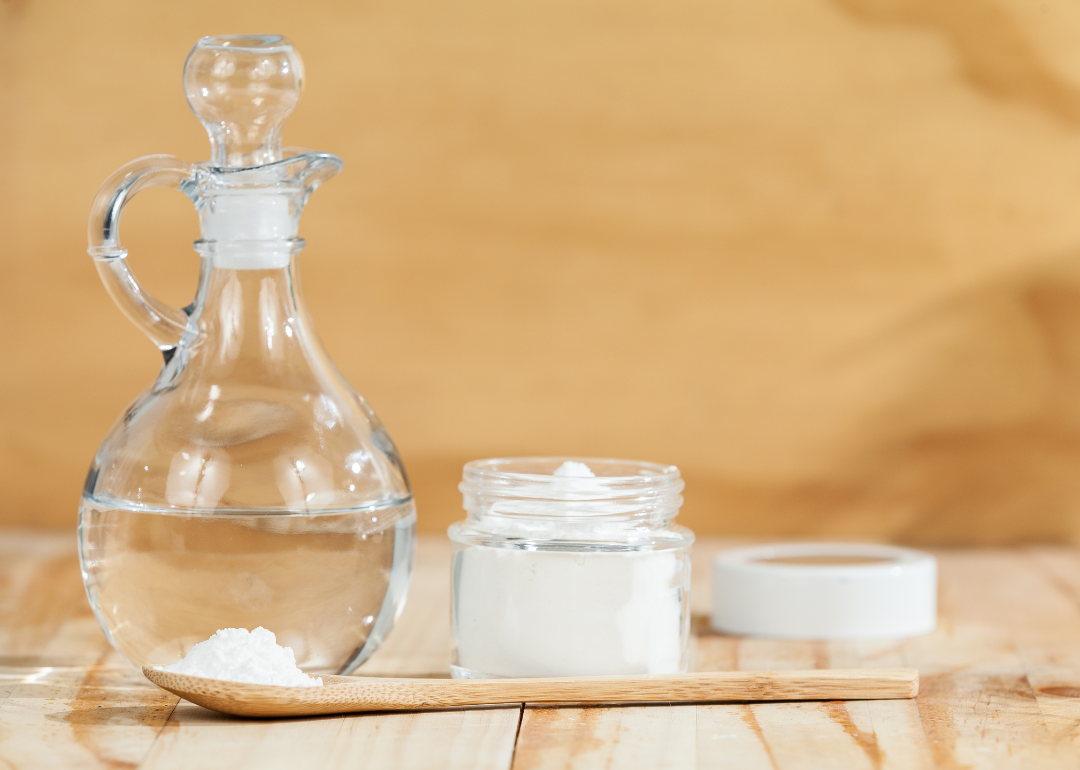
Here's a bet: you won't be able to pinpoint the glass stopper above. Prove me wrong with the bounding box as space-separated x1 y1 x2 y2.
183 35 303 168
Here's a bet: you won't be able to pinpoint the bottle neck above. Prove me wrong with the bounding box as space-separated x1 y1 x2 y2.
189 257 316 371
196 189 304 271
196 237 304 271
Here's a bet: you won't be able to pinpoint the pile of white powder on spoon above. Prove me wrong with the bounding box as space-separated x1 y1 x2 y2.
155 627 322 687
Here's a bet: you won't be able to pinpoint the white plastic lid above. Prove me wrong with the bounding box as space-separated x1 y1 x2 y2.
710 542 937 640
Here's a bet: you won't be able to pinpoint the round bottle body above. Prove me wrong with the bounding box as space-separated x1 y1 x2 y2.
79 261 416 674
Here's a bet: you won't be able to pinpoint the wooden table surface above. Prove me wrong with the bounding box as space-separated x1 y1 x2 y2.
4 533 1080 769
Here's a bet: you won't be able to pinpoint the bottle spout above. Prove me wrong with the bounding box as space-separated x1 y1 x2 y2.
184 35 303 168
192 150 343 270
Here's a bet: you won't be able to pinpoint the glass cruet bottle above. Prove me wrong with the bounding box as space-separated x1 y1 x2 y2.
77 35 415 674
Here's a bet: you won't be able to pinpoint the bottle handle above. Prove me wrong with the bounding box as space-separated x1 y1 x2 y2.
88 155 198 352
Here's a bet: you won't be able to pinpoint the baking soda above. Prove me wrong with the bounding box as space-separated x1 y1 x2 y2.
454 546 686 677
552 460 595 477
156 627 323 687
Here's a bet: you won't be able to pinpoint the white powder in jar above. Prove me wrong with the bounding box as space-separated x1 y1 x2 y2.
552 460 595 478
155 627 323 687
452 459 691 678
454 547 686 677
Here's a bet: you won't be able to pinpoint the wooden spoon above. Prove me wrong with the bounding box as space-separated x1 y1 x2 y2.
143 666 918 718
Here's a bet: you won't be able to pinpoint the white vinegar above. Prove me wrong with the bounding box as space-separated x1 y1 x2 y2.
79 497 414 674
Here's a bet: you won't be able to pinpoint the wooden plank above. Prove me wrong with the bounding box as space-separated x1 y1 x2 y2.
698 697 934 770
512 705 695 770
0 531 85 661
141 703 521 770
730 690 928 770
0 659 178 770
694 705 778 770
851 641 936 770
902 550 1080 769
731 639 832 672
696 656 896 769
0 531 180 769
327 707 520 770
1004 548 1080 759
748 701 878 770
855 698 935 770
139 704 345 770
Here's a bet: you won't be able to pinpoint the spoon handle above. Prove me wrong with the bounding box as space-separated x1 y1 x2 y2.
341 668 918 709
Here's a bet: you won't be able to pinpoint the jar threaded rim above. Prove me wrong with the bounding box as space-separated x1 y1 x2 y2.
459 457 684 523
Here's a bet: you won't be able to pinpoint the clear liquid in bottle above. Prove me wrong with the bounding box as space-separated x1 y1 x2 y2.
79 497 414 673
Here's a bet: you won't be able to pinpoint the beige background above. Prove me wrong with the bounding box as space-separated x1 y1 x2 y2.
5 0 1080 542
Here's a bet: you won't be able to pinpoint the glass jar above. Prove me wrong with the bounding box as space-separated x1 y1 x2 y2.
448 457 693 679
